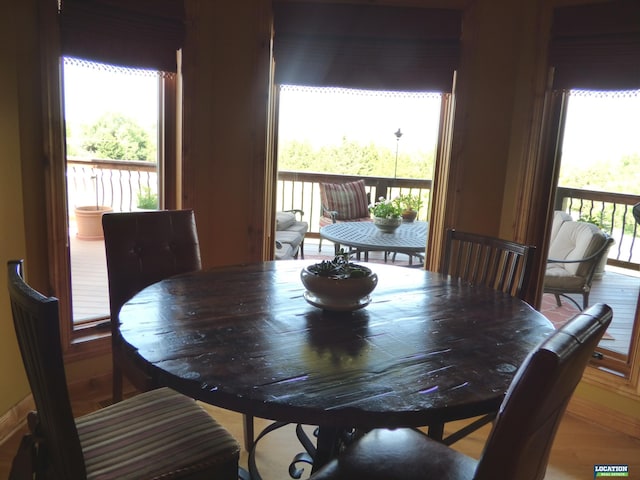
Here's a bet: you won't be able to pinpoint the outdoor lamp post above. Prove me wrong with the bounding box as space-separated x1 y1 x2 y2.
393 128 403 179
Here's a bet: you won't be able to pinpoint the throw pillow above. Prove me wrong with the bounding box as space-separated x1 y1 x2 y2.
320 180 369 220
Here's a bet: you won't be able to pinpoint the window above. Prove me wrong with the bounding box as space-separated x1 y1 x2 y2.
63 57 162 326
552 89 640 375
545 1 640 378
39 0 184 355
275 85 442 236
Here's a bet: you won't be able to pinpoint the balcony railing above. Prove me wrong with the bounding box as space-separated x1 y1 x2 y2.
555 186 640 270
65 159 639 271
67 158 158 214
276 170 433 239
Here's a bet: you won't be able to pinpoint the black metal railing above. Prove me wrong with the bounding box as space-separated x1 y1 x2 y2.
65 159 639 270
67 158 158 214
276 170 432 238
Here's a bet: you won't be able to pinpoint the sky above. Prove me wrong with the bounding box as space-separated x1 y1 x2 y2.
562 91 640 167
63 59 158 129
277 86 442 154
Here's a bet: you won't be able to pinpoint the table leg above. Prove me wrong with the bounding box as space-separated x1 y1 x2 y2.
243 414 254 451
427 422 444 441
311 426 342 473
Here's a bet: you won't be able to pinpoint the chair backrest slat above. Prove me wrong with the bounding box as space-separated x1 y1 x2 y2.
8 260 87 479
441 229 535 300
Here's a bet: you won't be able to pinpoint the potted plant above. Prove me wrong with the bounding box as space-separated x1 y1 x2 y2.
300 249 378 311
136 186 159 210
369 197 403 233
397 193 423 222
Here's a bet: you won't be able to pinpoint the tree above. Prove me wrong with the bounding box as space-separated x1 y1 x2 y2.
277 138 436 180
81 112 155 161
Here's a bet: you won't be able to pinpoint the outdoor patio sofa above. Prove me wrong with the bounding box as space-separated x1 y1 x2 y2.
275 209 308 260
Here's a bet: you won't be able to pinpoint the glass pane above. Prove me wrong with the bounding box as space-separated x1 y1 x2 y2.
276 85 442 247
551 89 640 359
63 57 160 324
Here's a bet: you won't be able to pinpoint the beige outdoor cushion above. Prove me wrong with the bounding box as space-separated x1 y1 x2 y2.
546 220 607 277
276 211 296 230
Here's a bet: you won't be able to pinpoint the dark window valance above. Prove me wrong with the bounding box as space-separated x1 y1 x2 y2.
549 0 640 90
273 3 461 92
59 0 184 72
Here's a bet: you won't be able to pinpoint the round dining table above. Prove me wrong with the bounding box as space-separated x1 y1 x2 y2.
118 260 554 475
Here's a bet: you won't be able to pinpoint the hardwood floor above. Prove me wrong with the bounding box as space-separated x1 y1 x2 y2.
1 382 639 479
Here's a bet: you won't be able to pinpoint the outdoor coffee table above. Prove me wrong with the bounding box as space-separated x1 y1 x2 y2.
320 221 428 264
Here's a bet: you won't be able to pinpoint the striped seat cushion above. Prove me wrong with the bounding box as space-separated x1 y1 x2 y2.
320 180 370 220
76 387 239 480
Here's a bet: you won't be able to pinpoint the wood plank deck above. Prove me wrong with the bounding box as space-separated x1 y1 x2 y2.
69 233 639 356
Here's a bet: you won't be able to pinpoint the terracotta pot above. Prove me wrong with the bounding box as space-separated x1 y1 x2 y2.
75 206 113 240
401 210 418 222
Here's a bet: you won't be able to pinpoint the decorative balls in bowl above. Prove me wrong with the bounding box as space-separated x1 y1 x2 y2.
301 251 378 311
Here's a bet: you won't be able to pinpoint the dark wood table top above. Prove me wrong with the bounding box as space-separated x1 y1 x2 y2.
320 221 428 254
119 260 554 430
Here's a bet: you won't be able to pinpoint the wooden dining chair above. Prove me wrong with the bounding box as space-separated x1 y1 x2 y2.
440 228 536 300
308 303 613 480
102 210 254 451
7 259 240 480
436 228 537 444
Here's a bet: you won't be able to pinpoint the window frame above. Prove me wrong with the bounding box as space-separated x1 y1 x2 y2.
40 56 178 362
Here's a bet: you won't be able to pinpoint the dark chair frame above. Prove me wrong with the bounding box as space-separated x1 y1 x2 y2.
309 304 613 480
102 210 255 451
544 233 615 310
102 210 202 402
7 259 241 480
440 228 536 301
435 228 536 444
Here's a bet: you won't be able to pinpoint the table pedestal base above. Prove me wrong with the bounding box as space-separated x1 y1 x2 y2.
248 422 363 480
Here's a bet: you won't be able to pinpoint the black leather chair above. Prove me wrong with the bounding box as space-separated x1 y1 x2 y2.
102 210 202 402
309 303 612 480
102 210 255 451
7 259 240 480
